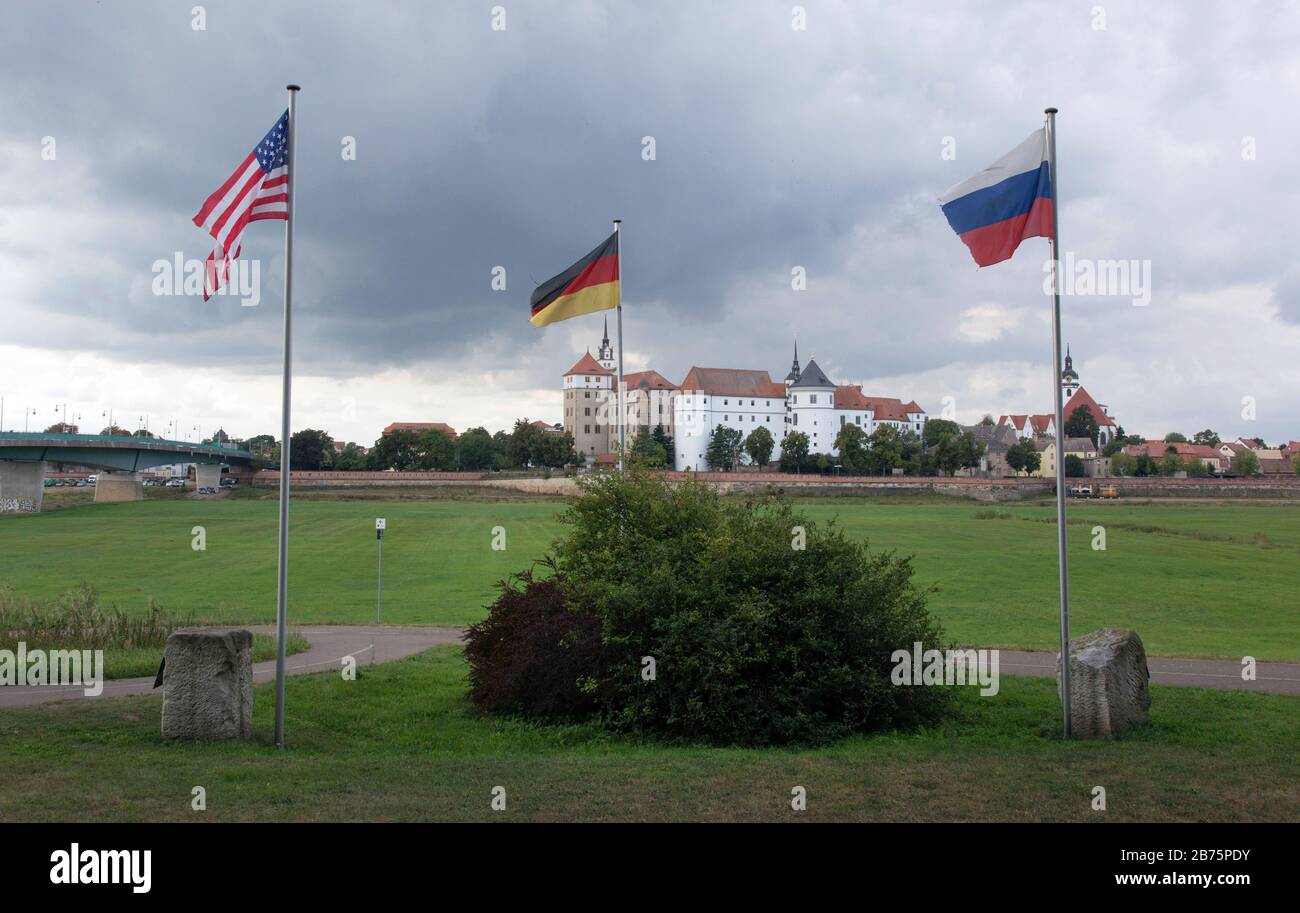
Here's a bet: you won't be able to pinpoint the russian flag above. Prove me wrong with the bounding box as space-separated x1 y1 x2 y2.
939 128 1053 268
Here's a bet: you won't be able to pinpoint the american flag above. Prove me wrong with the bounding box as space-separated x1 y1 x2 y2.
193 110 290 299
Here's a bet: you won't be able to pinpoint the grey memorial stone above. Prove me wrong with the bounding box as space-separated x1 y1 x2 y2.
161 628 254 740
1056 627 1152 738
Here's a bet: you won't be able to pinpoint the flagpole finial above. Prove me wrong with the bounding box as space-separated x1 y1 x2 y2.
1044 106 1058 114
287 84 302 92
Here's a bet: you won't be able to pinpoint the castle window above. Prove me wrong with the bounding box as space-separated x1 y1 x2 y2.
810 394 818 404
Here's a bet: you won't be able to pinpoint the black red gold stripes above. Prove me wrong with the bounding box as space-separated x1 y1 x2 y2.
529 231 620 327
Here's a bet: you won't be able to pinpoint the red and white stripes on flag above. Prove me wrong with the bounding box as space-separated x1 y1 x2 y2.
192 110 290 300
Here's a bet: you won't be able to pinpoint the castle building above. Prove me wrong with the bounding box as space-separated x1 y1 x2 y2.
563 330 929 470
562 349 615 459
674 367 788 470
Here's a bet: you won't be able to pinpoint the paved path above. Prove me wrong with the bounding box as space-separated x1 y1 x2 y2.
2 627 1295 707
0 625 463 708
998 650 1300 695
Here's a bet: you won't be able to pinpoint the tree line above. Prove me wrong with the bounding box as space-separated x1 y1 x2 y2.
698 419 987 476
251 420 580 472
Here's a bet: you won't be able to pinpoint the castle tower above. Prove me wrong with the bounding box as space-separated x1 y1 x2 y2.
596 316 616 373
784 340 801 388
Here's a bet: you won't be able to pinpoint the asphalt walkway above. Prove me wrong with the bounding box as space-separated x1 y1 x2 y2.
0 625 463 708
2 627 1295 707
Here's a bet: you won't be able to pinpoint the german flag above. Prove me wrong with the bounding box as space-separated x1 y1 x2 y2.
529 231 620 327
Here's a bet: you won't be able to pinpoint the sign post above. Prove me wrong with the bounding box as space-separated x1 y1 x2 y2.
375 517 385 625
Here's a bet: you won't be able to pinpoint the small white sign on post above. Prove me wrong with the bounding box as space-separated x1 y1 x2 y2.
375 518 385 624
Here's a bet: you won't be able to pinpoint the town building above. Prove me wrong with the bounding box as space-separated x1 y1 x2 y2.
1034 436 1098 477
999 346 1120 445
1124 441 1227 473
963 422 1020 476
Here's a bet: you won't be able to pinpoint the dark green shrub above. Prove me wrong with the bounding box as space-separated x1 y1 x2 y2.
550 473 955 745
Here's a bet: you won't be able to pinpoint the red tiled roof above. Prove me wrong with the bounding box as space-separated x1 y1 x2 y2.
1001 414 1054 434
1063 387 1117 428
679 367 785 398
564 352 612 377
382 422 457 438
834 385 922 421
623 369 677 390
1124 441 1224 462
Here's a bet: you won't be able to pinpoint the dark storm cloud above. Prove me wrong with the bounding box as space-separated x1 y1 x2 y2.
2 0 1299 439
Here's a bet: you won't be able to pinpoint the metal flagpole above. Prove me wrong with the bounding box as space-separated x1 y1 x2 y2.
613 219 626 477
274 84 300 750
1045 106 1072 739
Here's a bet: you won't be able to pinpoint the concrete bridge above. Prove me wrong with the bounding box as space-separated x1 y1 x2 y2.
0 432 255 512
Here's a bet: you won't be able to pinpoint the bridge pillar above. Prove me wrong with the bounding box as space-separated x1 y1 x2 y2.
194 464 222 490
94 470 144 503
0 461 46 513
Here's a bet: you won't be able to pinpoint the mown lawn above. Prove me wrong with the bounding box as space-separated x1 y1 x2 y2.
1 491 1294 659
1 647 1295 822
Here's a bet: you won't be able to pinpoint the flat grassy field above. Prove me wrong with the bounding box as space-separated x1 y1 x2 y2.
1 489 1296 659
1 646 1295 822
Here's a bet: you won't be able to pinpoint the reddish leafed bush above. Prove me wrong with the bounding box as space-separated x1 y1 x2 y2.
464 562 604 720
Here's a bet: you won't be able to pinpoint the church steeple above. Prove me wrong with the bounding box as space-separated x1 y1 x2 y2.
1061 344 1080 397
784 340 801 385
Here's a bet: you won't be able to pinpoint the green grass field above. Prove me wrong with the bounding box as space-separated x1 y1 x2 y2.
1 646 1295 822
1 489 1295 659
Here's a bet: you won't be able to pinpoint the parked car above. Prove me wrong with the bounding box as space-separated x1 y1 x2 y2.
87 475 98 484
166 479 185 488
219 477 238 487
197 486 218 495
43 478 57 487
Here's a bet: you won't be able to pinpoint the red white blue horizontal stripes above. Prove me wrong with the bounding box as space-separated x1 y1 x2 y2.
938 128 1052 267
193 110 290 299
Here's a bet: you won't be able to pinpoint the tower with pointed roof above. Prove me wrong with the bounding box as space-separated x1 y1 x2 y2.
1061 344 1080 399
787 357 838 451
596 316 616 373
784 341 801 387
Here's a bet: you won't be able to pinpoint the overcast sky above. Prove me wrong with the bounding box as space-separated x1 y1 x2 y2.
2 0 1297 445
